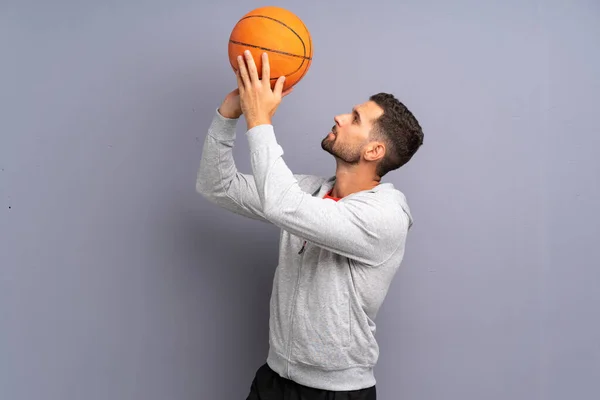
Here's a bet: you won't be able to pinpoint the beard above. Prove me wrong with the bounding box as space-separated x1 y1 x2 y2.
321 128 361 165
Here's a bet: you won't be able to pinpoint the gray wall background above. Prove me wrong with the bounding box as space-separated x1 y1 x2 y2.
1 0 599 399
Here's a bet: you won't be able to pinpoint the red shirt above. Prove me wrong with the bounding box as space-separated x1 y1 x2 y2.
323 189 341 202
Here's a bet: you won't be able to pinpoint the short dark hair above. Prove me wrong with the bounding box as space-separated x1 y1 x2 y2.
369 92 424 177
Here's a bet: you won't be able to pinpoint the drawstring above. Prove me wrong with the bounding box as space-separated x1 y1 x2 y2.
298 240 307 254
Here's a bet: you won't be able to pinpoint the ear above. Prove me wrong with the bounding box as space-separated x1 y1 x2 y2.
364 141 386 162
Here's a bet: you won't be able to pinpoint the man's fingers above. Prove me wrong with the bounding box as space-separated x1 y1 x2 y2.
237 55 250 88
235 69 244 93
261 52 270 87
273 75 286 97
243 50 259 85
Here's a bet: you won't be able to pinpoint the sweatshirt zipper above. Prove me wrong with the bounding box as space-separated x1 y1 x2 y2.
287 241 305 378
289 188 336 375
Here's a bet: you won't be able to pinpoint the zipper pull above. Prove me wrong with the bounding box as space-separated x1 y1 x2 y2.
298 241 307 254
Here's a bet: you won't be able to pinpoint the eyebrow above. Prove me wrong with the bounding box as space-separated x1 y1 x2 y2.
352 108 362 123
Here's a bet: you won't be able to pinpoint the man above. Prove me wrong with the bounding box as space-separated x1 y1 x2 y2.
196 51 424 399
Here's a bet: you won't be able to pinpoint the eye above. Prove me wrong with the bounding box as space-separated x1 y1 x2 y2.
351 109 361 124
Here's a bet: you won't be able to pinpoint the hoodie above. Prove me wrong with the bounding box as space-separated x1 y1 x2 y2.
196 108 414 391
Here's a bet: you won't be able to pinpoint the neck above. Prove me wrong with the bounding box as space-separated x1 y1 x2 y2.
330 163 381 198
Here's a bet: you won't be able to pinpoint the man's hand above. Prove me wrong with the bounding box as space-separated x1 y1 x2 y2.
218 88 242 119
236 50 292 130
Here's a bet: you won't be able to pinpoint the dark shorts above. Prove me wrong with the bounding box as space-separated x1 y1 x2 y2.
245 363 377 400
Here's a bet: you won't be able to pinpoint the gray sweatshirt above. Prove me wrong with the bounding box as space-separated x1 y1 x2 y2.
196 109 414 391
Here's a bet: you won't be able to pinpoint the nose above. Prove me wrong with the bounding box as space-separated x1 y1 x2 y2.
334 113 348 126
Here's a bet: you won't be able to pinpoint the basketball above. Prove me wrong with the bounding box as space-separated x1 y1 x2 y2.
228 6 313 92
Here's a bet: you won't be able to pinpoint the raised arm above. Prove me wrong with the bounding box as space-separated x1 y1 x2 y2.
196 108 270 222
196 91 327 222
245 124 412 266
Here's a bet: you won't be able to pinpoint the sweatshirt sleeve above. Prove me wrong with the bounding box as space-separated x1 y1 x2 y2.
196 109 271 223
196 109 326 223
245 124 410 266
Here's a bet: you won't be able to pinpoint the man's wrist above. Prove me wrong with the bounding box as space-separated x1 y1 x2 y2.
246 117 272 131
217 107 241 120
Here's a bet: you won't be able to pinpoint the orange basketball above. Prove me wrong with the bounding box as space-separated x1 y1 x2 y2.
228 6 313 92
